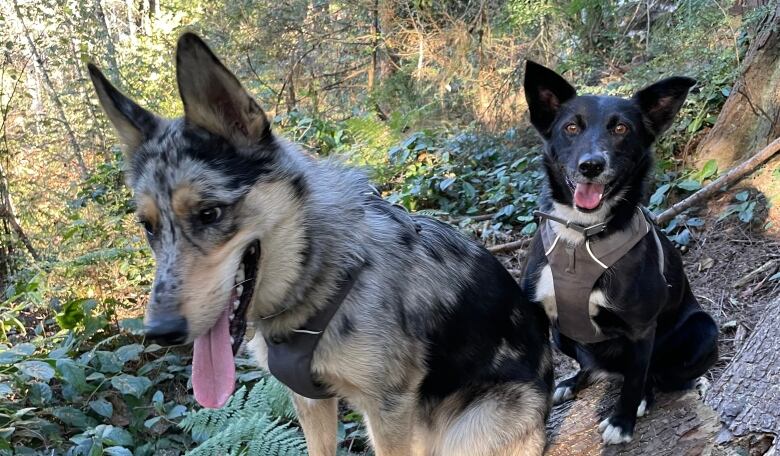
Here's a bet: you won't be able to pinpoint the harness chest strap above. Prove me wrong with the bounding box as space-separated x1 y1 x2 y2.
539 207 665 344
264 262 364 399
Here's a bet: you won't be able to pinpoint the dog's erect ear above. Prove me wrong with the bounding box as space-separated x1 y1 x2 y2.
88 64 160 151
175 33 270 146
633 77 696 136
523 60 577 137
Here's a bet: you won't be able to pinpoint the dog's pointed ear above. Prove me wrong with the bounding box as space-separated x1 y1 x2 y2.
523 60 576 137
175 33 270 146
633 77 696 136
88 64 160 151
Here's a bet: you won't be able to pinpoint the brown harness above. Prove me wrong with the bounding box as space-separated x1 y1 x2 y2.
264 262 364 399
538 207 664 344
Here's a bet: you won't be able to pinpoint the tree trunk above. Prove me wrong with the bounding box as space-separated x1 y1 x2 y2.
694 3 780 226
545 380 721 455
697 2 780 167
94 0 123 77
705 296 780 453
12 0 89 178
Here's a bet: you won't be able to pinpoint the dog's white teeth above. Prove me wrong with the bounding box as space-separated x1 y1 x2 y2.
235 269 245 284
233 299 240 310
249 246 256 255
230 337 235 345
229 313 234 321
236 285 243 296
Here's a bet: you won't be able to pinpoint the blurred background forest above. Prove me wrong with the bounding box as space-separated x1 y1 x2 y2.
0 0 779 454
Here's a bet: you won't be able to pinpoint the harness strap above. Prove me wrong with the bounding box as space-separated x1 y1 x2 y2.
264 261 365 399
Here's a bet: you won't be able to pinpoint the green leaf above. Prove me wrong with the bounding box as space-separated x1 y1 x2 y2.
735 190 750 202
16 360 55 382
114 344 143 363
649 184 670 207
94 425 133 446
166 405 187 419
95 351 123 373
28 382 52 405
52 406 97 429
118 318 144 335
521 222 538 236
110 374 152 398
676 179 702 192
699 159 718 181
89 399 113 418
104 447 133 456
439 177 456 190
0 383 12 398
56 358 88 391
55 298 88 330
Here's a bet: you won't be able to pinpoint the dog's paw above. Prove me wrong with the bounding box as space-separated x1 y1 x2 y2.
598 417 634 445
636 398 648 417
552 385 575 405
695 377 711 398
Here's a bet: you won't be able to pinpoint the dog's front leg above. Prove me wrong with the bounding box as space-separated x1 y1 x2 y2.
598 335 654 445
363 402 415 456
292 394 338 456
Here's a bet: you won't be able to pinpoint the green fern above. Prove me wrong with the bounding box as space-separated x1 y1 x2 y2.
181 376 304 456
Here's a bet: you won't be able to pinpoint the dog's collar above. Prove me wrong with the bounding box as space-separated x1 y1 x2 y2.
533 210 611 238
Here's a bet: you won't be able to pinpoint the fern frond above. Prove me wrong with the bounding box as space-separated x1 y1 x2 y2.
182 375 304 455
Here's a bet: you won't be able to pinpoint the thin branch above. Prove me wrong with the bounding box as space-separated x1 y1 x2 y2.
657 136 780 225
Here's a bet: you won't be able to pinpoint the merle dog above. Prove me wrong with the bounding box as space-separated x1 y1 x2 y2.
520 60 718 445
88 34 553 456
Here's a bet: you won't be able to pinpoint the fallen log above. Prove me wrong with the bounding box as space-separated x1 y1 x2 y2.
705 296 780 453
657 136 780 225
546 380 721 455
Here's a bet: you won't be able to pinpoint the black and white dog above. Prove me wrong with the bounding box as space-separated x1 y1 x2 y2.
520 60 718 445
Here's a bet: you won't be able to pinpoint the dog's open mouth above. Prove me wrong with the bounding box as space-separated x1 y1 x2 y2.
566 177 607 212
192 240 260 409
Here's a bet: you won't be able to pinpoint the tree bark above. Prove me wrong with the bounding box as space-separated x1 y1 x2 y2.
705 297 780 452
546 380 721 455
696 2 780 167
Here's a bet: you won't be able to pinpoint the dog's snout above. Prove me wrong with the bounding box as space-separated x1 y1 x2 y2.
145 316 188 346
578 155 606 178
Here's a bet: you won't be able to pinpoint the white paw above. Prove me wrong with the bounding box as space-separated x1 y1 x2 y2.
695 377 711 398
636 399 647 417
552 386 575 404
598 419 633 445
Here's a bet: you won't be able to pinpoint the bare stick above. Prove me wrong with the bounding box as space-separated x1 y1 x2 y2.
487 239 528 255
656 136 780 225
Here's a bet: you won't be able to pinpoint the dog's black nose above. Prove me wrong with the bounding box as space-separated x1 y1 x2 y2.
145 316 188 346
578 157 606 178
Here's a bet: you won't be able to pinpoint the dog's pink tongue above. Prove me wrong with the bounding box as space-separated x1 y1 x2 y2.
192 308 235 408
574 183 605 210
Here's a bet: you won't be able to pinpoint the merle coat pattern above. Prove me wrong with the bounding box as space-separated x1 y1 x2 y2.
88 34 553 456
520 60 718 445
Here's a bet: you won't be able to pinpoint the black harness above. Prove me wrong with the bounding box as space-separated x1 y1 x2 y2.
263 263 364 399
537 206 665 344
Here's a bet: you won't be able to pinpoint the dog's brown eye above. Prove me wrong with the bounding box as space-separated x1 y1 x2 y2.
614 123 628 134
139 220 154 237
199 207 223 225
565 123 580 134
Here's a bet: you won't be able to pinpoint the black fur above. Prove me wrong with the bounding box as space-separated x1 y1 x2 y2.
521 60 718 443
